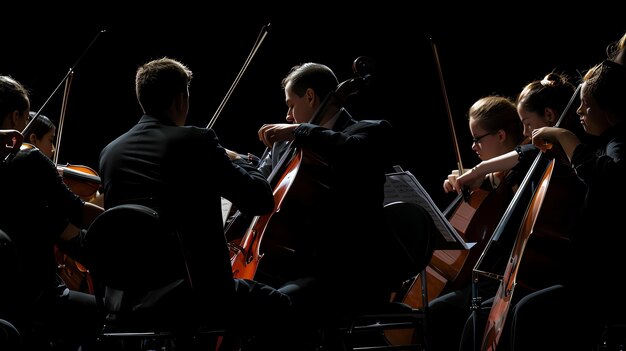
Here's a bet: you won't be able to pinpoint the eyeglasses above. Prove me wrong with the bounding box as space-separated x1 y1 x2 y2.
472 132 495 143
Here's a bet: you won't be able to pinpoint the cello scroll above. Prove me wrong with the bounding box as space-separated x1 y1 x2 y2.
325 56 373 111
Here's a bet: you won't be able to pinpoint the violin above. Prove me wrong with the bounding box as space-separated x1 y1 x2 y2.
54 164 100 292
20 143 102 202
55 164 100 293
56 164 101 202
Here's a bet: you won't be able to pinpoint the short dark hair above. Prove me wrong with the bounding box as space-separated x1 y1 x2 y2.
135 57 193 115
281 62 338 101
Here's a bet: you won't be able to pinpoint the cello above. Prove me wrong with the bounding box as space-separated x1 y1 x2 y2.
476 85 585 350
230 57 372 282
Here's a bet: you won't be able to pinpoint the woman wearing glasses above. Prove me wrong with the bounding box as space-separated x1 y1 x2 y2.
430 94 525 351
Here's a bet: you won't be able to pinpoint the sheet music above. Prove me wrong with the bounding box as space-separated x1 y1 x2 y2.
221 198 232 227
384 169 470 250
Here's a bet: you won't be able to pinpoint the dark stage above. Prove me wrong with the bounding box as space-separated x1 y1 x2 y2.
4 7 624 209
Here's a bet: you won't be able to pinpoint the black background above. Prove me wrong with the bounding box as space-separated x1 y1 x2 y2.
4 5 624 209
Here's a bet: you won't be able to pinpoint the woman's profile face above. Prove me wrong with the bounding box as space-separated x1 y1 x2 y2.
29 127 56 159
517 106 551 138
577 82 610 136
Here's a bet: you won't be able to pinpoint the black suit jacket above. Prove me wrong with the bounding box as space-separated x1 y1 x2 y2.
99 114 274 311
256 109 399 293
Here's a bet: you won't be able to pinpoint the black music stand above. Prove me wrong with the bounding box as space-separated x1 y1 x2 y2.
383 166 470 350
384 165 470 251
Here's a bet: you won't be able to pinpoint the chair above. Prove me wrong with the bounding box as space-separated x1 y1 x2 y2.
332 201 437 351
0 230 23 351
84 204 225 351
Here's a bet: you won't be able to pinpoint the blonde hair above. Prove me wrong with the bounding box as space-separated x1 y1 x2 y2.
606 32 626 62
469 96 524 146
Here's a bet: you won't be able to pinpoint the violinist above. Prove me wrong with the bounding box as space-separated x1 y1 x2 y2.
431 95 526 351
508 50 626 350
450 72 584 351
98 57 292 350
247 62 401 344
0 75 104 350
23 111 100 294
24 111 104 206
25 112 56 158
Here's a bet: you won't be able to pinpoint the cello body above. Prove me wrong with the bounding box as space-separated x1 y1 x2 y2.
480 157 585 350
230 147 330 285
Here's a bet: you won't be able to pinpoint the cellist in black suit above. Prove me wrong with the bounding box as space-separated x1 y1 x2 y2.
250 62 402 339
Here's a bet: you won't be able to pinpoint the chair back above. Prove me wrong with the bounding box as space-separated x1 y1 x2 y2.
85 204 192 328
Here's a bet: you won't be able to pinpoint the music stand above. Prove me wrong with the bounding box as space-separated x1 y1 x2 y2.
384 165 470 251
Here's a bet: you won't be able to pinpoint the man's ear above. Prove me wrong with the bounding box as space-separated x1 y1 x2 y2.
305 88 316 106
174 93 189 114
